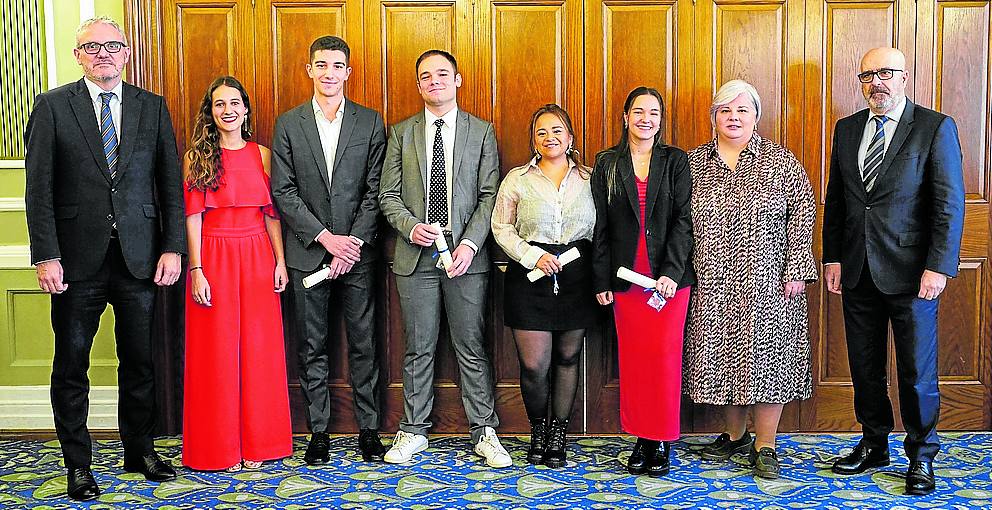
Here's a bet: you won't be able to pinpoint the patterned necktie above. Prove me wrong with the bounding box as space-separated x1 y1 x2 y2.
862 115 888 192
99 92 119 180
427 118 448 226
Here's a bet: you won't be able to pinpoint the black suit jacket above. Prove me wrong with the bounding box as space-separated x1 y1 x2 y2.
270 98 386 272
591 144 695 293
822 99 965 294
24 78 185 280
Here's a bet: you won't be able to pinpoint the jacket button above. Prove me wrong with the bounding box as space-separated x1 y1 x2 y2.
111 188 117 193
865 205 872 210
645 229 651 236
106 214 113 221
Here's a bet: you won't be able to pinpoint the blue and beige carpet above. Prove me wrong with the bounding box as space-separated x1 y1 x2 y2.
1 433 990 509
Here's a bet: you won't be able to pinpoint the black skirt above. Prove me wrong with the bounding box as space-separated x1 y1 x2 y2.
503 240 602 331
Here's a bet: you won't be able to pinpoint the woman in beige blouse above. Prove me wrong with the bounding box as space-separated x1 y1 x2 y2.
683 80 817 479
492 104 599 468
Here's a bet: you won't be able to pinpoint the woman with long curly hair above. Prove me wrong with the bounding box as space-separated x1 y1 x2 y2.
181 76 292 471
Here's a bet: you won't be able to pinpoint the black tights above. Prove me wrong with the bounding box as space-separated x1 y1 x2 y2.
513 328 585 421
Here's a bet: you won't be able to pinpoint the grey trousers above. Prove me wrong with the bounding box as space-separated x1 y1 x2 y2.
394 251 499 443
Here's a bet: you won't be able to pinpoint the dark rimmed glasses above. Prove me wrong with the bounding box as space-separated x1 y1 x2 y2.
857 68 903 83
77 41 127 54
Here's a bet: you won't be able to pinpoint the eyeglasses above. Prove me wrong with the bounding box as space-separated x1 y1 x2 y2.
857 68 903 83
77 41 127 54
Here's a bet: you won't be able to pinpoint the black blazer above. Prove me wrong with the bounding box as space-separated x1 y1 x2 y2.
591 144 695 293
822 100 965 294
24 78 185 281
270 98 386 272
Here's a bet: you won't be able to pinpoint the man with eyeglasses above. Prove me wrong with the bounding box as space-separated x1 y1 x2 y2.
24 16 184 501
823 47 964 495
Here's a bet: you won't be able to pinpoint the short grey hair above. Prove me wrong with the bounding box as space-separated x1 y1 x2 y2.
710 79 761 125
76 16 127 46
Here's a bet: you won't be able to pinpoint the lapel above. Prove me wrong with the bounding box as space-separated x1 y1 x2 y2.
843 109 869 202
298 103 331 192
114 83 142 184
68 79 113 185
616 151 640 224
870 99 916 195
332 98 357 172
451 109 469 185
644 149 664 221
413 111 428 187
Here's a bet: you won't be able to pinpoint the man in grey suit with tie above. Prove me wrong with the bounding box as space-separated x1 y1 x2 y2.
379 49 510 468
270 36 386 464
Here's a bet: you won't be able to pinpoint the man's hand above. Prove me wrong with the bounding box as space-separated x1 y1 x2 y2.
824 264 842 295
411 223 441 247
36 260 68 294
918 269 947 300
447 244 475 278
154 253 182 286
328 256 355 279
783 280 806 299
317 231 361 264
596 291 614 305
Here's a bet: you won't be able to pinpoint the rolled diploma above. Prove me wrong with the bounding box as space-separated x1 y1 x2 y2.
303 266 331 288
526 247 581 282
616 266 657 289
432 223 454 270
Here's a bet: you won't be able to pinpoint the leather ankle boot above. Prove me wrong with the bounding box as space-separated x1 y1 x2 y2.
647 441 671 477
527 418 547 464
541 417 569 468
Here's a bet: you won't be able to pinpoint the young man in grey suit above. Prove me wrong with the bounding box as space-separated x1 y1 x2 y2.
823 47 965 495
270 36 387 464
379 49 510 467
24 17 184 501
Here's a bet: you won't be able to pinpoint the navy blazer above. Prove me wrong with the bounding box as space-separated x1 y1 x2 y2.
591 144 695 294
822 99 965 294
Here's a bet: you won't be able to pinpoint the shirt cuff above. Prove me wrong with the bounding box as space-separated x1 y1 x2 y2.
823 262 841 266
349 235 365 247
314 228 330 244
408 225 418 244
460 239 479 254
519 245 547 270
35 258 61 265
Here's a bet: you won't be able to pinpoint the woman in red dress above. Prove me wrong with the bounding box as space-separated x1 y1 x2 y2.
181 76 292 471
591 87 694 477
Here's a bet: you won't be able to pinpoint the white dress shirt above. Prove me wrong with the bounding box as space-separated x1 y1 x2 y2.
83 78 123 137
857 96 907 176
313 97 346 189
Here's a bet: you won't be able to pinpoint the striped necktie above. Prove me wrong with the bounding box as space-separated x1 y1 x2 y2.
862 115 888 192
99 92 119 180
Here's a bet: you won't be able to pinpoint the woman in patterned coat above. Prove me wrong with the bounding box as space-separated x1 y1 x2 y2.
683 80 817 479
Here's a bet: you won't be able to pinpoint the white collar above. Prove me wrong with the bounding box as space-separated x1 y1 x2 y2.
312 96 346 122
425 106 458 128
83 77 123 104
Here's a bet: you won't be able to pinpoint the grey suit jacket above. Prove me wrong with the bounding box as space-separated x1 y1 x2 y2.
379 109 499 276
271 98 386 272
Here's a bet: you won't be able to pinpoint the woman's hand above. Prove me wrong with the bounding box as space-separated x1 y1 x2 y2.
783 280 806 299
655 276 677 299
191 270 211 306
535 253 563 276
274 264 288 293
596 291 614 305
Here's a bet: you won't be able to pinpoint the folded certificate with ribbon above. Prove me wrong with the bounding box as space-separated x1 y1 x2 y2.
616 266 667 311
526 247 581 282
432 223 454 271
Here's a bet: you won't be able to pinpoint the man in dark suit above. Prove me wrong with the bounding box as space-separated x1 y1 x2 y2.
378 49 509 468
23 17 184 501
270 36 386 464
823 47 965 495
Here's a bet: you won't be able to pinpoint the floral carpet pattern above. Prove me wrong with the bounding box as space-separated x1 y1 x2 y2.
1 433 990 509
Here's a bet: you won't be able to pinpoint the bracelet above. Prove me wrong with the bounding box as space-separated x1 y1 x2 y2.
189 266 203 272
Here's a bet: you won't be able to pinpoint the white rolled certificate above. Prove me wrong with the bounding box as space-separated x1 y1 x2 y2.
432 223 453 270
527 247 582 282
616 266 657 289
303 266 331 288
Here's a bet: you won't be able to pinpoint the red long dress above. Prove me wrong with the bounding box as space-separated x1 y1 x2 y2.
612 174 690 442
182 142 292 470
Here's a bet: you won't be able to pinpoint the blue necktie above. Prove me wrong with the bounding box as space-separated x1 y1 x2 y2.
862 115 888 192
99 92 119 180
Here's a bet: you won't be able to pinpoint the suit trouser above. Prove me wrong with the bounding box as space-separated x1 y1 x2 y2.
395 250 499 443
290 263 380 432
842 259 941 462
50 238 157 469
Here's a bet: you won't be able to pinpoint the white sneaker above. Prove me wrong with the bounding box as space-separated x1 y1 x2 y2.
474 427 512 468
384 431 428 464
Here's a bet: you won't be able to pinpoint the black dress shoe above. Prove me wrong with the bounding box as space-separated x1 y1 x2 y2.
123 452 177 482
626 438 658 475
647 441 671 477
831 442 890 475
67 467 100 501
305 432 331 465
358 429 386 462
699 431 753 461
906 461 936 495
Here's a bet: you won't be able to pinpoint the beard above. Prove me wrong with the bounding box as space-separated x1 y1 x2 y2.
865 86 898 111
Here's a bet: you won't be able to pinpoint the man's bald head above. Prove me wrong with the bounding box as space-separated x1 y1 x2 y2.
859 47 909 114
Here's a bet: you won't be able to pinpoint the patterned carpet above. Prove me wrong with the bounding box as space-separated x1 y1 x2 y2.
1 433 990 509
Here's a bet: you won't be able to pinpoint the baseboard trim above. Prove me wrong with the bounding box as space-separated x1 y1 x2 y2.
0 245 32 268
0 385 118 429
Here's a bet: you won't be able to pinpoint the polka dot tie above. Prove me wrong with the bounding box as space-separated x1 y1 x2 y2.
427 118 448 226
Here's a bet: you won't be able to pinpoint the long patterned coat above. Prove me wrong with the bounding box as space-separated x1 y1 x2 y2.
682 134 817 405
